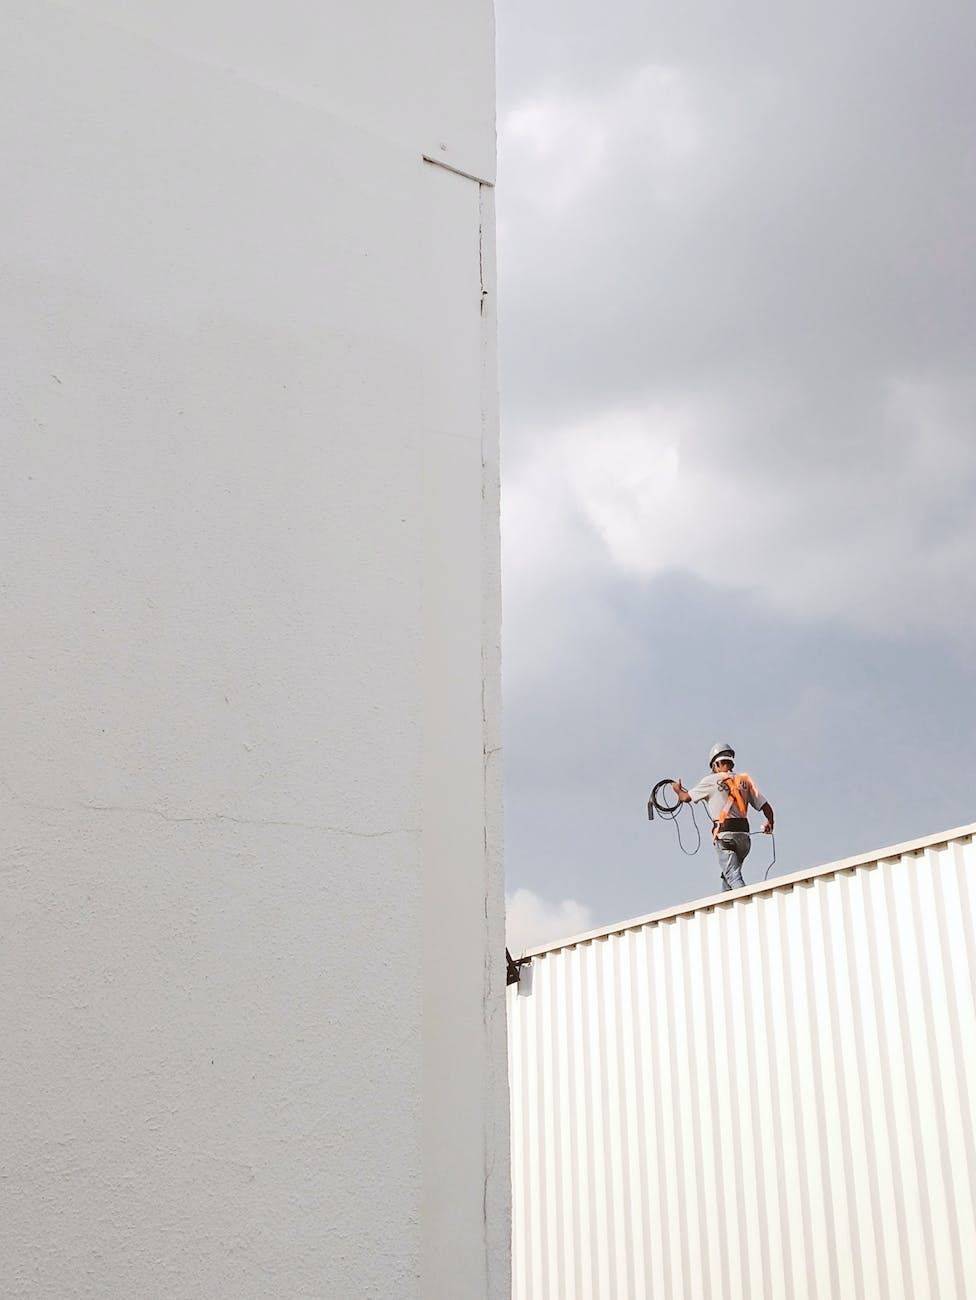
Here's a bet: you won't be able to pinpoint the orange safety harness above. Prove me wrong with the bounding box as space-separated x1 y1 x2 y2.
712 772 757 841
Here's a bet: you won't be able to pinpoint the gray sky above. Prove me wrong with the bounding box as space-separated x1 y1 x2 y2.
496 0 976 950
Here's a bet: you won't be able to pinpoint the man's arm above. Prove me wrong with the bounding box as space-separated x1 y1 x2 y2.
760 801 774 834
671 781 692 804
745 778 774 834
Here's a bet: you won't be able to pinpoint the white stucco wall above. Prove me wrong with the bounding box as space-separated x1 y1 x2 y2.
0 4 507 1297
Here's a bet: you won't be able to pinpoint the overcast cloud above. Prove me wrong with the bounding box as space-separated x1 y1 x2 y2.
497 0 976 950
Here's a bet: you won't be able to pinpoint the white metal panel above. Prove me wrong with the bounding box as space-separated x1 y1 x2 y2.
509 829 976 1300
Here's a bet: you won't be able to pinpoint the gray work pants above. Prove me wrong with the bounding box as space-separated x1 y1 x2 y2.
715 832 750 890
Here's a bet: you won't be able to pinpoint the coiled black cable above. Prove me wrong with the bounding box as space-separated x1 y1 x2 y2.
647 778 703 856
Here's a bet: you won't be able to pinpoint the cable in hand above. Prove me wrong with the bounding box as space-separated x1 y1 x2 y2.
647 778 703 856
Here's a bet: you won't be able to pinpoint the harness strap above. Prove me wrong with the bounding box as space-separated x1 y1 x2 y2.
712 772 755 841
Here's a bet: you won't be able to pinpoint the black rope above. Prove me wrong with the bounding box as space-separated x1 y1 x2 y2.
763 833 778 880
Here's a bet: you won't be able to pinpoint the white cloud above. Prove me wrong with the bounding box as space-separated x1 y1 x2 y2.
506 888 594 954
503 382 976 640
499 63 702 220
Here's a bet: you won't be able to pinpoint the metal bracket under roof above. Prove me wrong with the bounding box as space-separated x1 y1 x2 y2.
506 948 531 987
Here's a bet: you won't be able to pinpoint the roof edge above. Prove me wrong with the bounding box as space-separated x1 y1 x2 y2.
516 819 976 960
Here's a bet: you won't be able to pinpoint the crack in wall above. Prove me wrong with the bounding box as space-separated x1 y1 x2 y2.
0 779 416 838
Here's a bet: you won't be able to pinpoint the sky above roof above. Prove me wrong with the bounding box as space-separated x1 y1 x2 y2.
497 0 976 951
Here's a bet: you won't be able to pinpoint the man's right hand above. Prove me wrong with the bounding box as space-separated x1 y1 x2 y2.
671 780 683 795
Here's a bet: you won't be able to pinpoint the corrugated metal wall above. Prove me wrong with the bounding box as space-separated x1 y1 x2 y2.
509 832 976 1299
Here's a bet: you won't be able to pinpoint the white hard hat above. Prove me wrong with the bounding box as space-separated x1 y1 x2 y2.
708 741 735 768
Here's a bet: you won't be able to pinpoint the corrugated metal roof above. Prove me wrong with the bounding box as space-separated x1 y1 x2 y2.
509 822 976 1299
517 820 976 958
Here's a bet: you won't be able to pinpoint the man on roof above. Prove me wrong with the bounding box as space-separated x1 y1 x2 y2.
671 742 774 892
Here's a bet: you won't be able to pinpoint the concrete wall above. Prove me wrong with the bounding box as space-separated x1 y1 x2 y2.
0 4 507 1297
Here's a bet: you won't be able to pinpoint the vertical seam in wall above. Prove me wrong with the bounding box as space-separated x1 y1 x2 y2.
477 173 506 1300
479 175 490 1296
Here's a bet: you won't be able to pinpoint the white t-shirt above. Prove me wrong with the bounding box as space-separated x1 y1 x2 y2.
688 771 767 822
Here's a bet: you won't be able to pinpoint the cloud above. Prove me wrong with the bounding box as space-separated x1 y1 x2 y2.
502 377 976 640
499 63 701 221
506 888 594 954
496 0 976 619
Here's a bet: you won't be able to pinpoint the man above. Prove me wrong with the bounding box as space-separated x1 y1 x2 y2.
671 742 774 891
